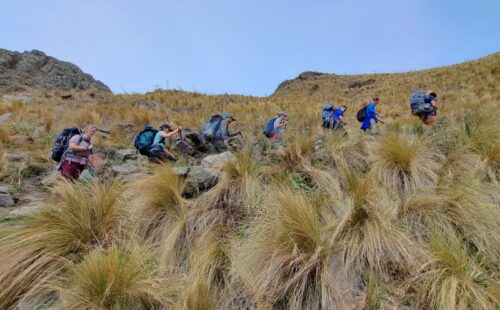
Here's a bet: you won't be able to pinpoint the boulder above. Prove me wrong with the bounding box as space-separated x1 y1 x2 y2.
201 151 236 170
0 112 13 123
40 170 61 187
173 166 219 198
0 185 15 207
9 200 44 216
113 149 138 161
2 94 32 103
112 161 140 176
5 153 28 162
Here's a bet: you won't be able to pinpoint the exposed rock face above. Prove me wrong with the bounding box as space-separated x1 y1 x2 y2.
0 49 110 93
0 185 15 207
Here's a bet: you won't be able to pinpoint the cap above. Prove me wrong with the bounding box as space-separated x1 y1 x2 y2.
278 111 288 116
222 111 236 120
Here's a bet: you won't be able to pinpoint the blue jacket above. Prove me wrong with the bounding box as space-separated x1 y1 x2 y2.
361 102 377 130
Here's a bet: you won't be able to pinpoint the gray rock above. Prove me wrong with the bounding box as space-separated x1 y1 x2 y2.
174 166 219 198
2 94 32 102
0 185 15 207
201 151 236 170
9 200 44 216
5 153 28 162
114 149 138 161
112 161 140 176
0 49 110 92
40 170 61 187
0 113 12 123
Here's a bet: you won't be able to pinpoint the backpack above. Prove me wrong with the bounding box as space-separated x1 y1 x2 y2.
202 115 223 140
410 90 433 116
356 106 367 122
134 125 158 156
263 118 277 138
51 127 81 162
322 104 334 122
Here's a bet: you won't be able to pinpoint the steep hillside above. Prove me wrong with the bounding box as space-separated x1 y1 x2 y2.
0 49 110 93
273 52 500 104
0 52 498 309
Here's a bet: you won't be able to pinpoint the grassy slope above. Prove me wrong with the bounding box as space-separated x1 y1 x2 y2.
0 52 498 309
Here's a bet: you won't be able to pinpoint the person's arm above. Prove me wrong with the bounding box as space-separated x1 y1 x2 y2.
431 99 437 110
339 115 347 125
163 127 181 138
68 136 91 152
275 121 287 128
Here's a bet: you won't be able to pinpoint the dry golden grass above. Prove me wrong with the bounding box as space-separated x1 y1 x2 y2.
0 53 498 309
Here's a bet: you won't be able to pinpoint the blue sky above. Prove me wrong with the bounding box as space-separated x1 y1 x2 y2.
1 0 499 96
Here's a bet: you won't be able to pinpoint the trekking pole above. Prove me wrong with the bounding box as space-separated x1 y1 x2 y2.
238 132 246 143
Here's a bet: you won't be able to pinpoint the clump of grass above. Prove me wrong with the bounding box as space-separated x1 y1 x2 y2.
234 189 334 309
409 228 498 310
372 133 442 197
56 245 178 309
0 124 12 143
0 180 127 309
134 164 191 267
326 175 417 274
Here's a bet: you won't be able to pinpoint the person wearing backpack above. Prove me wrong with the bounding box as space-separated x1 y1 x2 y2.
412 91 437 125
211 112 240 152
321 103 335 129
148 124 181 163
270 111 288 142
360 97 384 135
59 126 96 180
333 105 348 130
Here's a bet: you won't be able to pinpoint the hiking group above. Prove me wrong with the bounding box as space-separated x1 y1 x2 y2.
51 90 438 180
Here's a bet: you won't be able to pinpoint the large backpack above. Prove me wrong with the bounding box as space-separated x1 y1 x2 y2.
321 104 334 121
51 127 81 162
263 118 277 138
134 125 158 156
356 106 367 122
202 115 223 140
410 90 432 116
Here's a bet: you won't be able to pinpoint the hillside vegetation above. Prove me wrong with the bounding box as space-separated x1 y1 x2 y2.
0 52 499 309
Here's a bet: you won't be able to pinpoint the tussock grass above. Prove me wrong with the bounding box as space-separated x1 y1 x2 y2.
56 245 178 309
0 124 12 143
409 229 499 310
234 189 335 309
0 180 126 309
134 164 191 267
372 132 443 197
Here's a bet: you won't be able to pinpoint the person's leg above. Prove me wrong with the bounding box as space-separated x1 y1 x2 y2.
61 161 85 180
368 118 378 135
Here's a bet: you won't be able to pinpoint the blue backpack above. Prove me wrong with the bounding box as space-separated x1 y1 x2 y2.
263 118 277 138
51 127 82 162
322 104 334 121
202 115 223 140
410 91 433 116
134 125 157 156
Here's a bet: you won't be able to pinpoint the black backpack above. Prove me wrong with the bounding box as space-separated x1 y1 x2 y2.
356 106 367 122
51 127 82 162
134 125 158 156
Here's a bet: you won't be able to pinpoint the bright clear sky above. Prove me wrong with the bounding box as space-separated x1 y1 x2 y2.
1 0 499 96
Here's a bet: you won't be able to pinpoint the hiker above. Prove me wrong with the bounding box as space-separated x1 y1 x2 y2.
360 97 384 134
148 124 181 162
271 111 288 142
59 126 96 180
333 105 348 130
321 103 335 129
410 91 438 125
209 112 240 152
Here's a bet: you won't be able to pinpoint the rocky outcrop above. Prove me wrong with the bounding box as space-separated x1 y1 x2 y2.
0 185 15 207
0 49 110 93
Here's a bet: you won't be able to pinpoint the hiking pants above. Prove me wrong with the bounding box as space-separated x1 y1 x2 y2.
367 118 378 135
60 160 86 180
148 148 177 163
